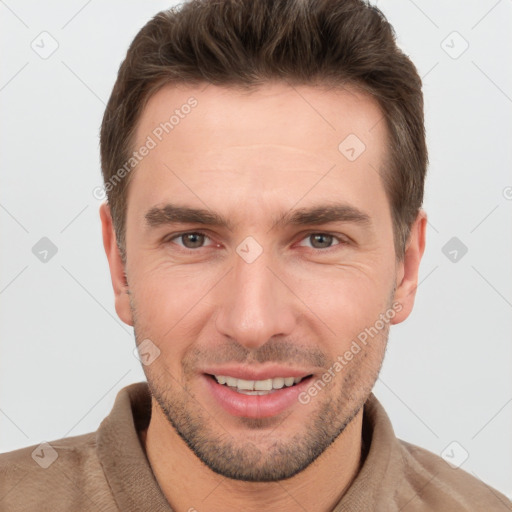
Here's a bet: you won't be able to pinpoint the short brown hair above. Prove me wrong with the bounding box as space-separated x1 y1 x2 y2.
100 0 427 262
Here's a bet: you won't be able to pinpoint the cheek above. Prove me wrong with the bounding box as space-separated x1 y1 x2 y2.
129 261 217 339
290 264 394 340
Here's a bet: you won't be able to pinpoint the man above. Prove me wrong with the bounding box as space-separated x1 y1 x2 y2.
1 0 510 510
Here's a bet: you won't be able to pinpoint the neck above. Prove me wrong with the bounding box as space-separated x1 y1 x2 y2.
141 402 365 512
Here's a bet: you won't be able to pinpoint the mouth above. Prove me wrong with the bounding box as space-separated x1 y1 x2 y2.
202 372 315 418
206 373 313 395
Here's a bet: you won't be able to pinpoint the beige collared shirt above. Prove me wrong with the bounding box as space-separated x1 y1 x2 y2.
1 382 510 511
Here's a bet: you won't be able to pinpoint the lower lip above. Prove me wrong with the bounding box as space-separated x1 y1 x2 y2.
202 374 313 418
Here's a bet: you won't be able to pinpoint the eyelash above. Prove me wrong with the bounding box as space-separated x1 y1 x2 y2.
164 231 349 252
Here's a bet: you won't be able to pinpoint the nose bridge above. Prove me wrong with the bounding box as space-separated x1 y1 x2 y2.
214 247 296 349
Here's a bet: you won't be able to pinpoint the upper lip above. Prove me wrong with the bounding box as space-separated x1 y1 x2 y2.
201 365 315 381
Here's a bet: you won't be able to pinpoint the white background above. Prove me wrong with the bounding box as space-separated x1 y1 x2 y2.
1 0 511 500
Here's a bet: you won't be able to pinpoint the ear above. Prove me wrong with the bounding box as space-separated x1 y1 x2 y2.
99 203 133 326
390 209 427 325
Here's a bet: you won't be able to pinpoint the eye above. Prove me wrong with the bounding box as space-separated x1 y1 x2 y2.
165 231 347 252
297 233 344 250
167 232 215 249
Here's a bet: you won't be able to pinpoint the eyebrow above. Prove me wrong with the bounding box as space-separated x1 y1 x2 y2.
144 202 371 231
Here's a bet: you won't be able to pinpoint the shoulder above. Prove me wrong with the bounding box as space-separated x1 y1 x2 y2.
396 439 512 511
0 433 116 511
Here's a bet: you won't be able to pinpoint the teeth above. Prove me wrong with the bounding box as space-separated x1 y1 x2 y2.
236 389 274 395
237 379 254 390
254 379 273 391
225 376 238 387
213 374 305 391
273 377 284 389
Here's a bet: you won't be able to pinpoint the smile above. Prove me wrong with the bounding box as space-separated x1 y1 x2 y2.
212 374 309 395
203 373 314 417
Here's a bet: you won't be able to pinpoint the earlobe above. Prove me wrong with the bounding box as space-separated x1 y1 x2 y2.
99 203 134 326
390 210 427 325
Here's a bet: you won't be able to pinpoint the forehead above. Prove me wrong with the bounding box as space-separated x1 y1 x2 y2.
128 82 390 224
134 81 386 154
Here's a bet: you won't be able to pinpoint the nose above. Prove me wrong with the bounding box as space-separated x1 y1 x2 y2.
214 248 297 350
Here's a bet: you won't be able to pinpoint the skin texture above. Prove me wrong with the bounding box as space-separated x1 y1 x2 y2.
100 82 426 512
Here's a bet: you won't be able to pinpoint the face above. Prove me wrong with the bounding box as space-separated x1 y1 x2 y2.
101 82 425 482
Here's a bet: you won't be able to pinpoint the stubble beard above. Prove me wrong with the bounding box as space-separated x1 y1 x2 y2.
130 293 391 482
